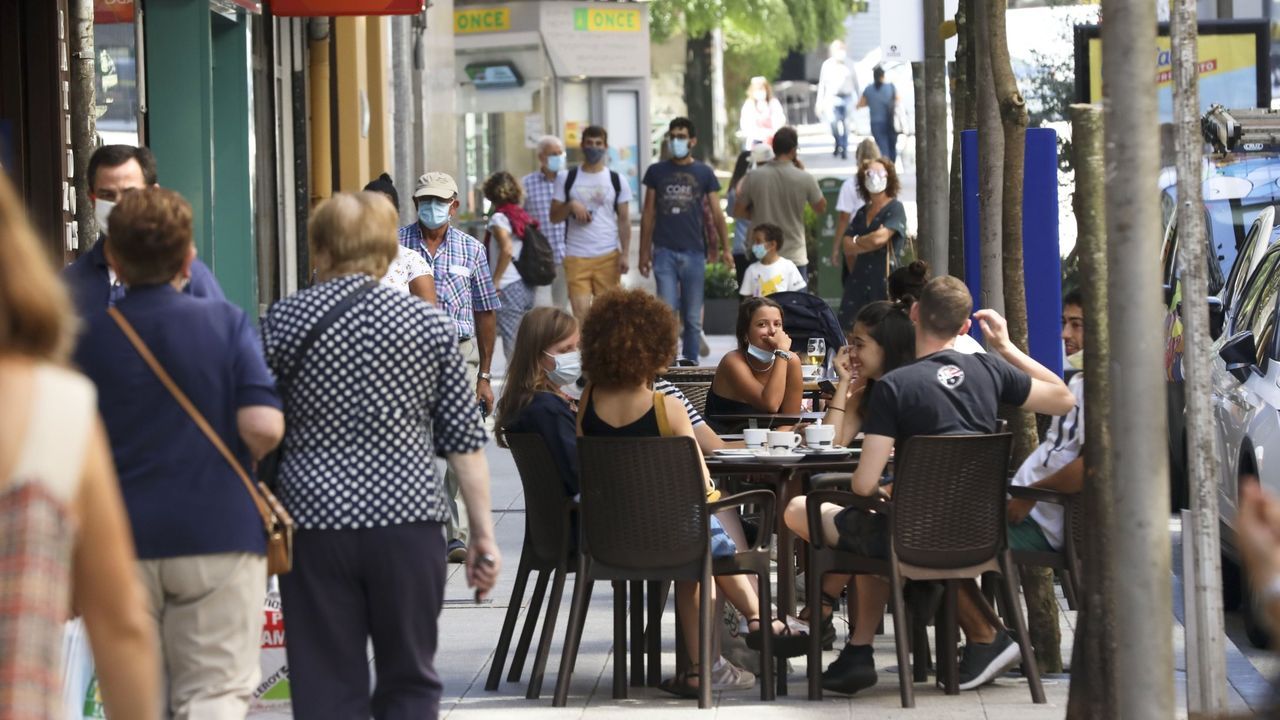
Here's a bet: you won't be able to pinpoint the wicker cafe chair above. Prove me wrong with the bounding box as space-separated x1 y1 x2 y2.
485 433 577 699
803 434 1046 707
672 382 712 418
553 436 716 708
661 366 718 384
1006 486 1083 610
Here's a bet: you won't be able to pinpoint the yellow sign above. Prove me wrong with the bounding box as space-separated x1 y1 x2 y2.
454 7 509 34
572 7 641 32
1087 32 1258 109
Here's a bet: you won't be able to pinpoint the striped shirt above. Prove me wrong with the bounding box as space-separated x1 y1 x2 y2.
654 378 705 427
399 223 500 340
522 170 567 263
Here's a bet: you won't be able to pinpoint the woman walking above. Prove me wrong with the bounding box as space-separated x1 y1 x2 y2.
485 171 537 363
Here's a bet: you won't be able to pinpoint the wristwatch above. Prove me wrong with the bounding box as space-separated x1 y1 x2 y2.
773 349 793 361
478 372 493 382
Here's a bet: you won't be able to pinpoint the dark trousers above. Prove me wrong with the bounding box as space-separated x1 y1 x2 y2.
281 521 447 720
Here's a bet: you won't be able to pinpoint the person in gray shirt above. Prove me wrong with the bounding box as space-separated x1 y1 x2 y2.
858 66 899 162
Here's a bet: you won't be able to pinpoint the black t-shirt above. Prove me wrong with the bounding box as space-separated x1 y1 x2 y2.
863 349 1032 447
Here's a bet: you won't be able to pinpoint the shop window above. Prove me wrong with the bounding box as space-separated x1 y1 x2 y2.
94 17 140 146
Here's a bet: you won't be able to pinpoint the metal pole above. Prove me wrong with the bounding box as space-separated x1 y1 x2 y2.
974 0 1003 314
924 0 949 276
913 61 929 256
69 0 97 249
1170 0 1229 710
1101 0 1176 715
391 17 416 225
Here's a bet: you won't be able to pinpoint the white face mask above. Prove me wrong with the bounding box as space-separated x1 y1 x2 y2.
544 350 582 388
94 199 115 235
746 343 776 364
865 173 888 195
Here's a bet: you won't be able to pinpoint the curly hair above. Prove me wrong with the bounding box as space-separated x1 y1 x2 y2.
482 171 522 206
580 289 677 387
855 157 901 203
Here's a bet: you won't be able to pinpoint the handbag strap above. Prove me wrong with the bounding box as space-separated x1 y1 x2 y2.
106 306 275 528
275 279 378 393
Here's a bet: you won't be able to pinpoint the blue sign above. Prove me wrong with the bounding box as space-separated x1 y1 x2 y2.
961 127 1064 377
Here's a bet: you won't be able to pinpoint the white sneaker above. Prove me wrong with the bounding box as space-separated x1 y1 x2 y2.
710 659 756 691
699 332 711 358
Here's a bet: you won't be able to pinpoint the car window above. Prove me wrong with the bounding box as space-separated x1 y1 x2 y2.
1224 214 1270 312
1160 218 1179 289
1258 310 1278 367
1236 250 1280 334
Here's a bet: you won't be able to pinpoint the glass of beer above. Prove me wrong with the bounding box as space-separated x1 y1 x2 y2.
807 337 826 369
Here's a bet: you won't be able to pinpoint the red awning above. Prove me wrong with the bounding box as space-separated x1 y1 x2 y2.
269 0 424 16
94 0 134 24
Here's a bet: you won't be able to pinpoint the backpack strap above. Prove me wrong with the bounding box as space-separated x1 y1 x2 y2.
565 167 579 198
610 171 622 214
653 390 672 438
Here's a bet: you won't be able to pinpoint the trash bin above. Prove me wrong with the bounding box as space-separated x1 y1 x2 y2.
815 176 845 302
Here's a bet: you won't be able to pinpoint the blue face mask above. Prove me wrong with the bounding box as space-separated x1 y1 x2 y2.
583 146 607 165
671 138 691 159
746 343 775 363
751 243 767 260
418 200 452 229
546 154 565 173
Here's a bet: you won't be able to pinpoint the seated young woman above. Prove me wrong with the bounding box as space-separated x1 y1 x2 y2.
705 296 805 432
577 289 808 696
792 300 916 645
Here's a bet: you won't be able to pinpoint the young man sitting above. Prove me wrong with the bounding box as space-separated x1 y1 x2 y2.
782 276 1076 695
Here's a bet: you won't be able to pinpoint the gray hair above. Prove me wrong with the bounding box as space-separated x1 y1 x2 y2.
536 135 564 155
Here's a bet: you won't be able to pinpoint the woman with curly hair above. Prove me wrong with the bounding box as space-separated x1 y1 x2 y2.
484 170 536 362
578 289 807 697
705 296 804 432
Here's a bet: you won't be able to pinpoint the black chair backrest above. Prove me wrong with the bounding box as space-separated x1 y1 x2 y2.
506 433 575 566
891 433 1013 569
576 436 708 574
769 291 848 350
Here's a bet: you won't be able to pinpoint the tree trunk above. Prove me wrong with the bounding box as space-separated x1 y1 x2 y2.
974 0 1004 315
69 0 97 250
685 33 715 163
1065 102 1118 719
913 61 929 256
1102 0 1176 713
924 0 949 276
948 0 977 279
1171 0 1229 710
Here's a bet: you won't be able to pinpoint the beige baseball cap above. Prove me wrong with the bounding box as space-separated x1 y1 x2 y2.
414 172 458 200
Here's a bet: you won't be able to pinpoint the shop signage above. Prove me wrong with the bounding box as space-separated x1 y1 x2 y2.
270 0 424 17
455 7 511 34
94 0 134 24
465 61 523 89
572 7 641 32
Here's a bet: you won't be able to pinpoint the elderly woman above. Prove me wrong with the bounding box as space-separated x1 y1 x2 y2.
838 157 908 329
261 192 499 718
484 170 536 363
705 296 805 432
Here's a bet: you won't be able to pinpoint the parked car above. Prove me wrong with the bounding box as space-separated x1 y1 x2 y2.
1163 152 1280 511
1208 237 1280 647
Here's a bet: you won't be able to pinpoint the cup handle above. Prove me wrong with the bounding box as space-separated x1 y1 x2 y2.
791 434 802 448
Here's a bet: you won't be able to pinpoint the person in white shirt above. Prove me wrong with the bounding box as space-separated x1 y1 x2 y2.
485 171 536 363
550 125 632 318
364 174 437 303
739 76 788 150
816 40 856 160
738 222 807 298
829 139 884 267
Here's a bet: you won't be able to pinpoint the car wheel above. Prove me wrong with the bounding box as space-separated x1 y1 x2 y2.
1242 572 1273 649
1221 555 1242 612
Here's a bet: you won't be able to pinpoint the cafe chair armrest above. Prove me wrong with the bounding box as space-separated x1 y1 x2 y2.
1008 485 1072 506
710 489 776 550
809 472 853 491
803 489 888 550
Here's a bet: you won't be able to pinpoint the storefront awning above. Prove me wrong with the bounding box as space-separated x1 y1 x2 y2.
269 0 424 16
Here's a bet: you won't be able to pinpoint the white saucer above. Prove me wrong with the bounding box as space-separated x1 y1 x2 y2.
752 452 806 463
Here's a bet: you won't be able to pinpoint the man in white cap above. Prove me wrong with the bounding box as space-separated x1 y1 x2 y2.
400 171 500 562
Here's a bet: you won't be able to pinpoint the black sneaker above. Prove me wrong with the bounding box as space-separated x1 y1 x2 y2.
956 632 1020 690
446 539 467 563
821 643 877 695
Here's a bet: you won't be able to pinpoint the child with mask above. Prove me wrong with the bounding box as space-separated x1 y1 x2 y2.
704 296 805 433
738 222 807 298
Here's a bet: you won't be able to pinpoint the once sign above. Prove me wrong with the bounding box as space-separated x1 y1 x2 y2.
572 7 641 32
455 7 511 34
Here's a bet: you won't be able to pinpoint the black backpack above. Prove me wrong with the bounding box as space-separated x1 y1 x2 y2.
511 219 557 286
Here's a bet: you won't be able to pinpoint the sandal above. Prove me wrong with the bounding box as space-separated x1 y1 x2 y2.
658 665 701 699
797 592 839 649
744 617 810 658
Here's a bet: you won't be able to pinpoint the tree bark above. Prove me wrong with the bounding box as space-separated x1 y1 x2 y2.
948 0 977 279
913 61 929 256
1170 0 1229 710
70 0 97 250
685 33 715 163
974 0 1004 315
1101 0 1176 713
1065 102 1118 719
925 0 949 276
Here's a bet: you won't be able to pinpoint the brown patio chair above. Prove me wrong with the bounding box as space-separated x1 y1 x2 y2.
802 433 1046 707
672 381 712 418
484 433 577 700
1007 485 1083 610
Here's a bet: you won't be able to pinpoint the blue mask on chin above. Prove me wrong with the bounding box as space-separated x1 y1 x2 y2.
745 343 775 363
418 200 451 229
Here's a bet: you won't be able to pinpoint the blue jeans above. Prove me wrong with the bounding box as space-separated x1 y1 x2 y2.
653 246 706 363
831 96 850 153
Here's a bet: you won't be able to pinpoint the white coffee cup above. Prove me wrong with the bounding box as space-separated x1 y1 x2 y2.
767 431 802 455
743 428 768 450
805 424 836 448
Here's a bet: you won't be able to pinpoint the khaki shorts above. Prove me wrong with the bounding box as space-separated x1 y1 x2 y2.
564 250 621 298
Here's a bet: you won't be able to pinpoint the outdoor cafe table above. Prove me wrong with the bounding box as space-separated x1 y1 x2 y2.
707 411 829 431
704 453 859 618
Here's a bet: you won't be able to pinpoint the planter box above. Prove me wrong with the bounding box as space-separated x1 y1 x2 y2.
704 297 739 335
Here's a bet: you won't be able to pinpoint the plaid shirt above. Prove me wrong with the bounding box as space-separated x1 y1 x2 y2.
399 223 500 340
521 170 567 263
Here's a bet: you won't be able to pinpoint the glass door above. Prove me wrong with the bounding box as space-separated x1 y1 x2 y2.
603 87 640 214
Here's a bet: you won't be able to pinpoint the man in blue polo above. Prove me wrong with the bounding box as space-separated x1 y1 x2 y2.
639 117 727 364
63 145 224 317
400 171 501 562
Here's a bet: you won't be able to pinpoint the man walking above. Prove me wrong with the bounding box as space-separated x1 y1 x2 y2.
64 145 224 318
733 126 826 285
817 40 855 160
858 66 899 163
522 135 569 310
551 126 632 318
639 117 727 364
400 171 500 562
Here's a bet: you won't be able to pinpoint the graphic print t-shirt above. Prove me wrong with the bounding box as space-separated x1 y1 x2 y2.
739 257 808 297
863 349 1032 448
554 167 632 259
642 160 721 253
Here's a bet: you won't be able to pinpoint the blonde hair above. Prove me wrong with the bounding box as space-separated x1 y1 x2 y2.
494 307 578 447
309 192 399 280
0 172 76 362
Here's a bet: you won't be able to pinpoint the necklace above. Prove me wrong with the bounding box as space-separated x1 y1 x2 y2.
745 352 776 372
